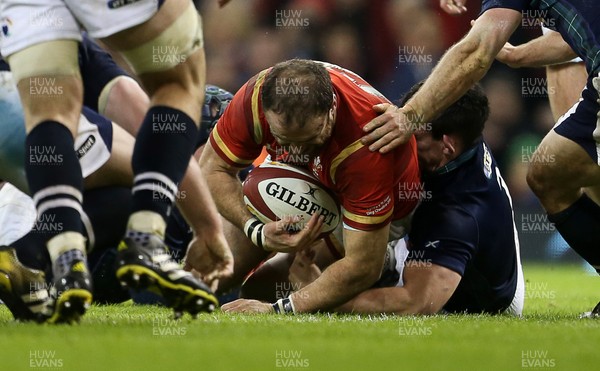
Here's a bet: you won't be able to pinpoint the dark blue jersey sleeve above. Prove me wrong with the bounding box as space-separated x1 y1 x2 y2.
481 0 528 13
407 205 478 276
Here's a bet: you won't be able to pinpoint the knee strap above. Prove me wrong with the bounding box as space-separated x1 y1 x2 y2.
120 2 203 74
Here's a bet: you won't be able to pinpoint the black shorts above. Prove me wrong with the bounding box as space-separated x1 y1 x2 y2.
554 75 600 165
79 33 130 112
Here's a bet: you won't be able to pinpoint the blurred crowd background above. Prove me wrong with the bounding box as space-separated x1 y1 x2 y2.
195 0 588 267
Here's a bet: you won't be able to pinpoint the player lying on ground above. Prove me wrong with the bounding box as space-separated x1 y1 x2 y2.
199 59 420 314
0 40 232 321
362 0 600 314
225 83 525 315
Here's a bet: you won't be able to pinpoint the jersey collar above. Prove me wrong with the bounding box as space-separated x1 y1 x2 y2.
432 141 480 176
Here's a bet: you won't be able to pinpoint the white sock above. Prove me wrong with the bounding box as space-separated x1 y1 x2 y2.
127 211 167 238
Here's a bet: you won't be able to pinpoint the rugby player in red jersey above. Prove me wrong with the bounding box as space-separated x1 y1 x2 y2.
199 59 420 314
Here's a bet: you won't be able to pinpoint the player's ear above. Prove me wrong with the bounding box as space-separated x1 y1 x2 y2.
441 134 458 157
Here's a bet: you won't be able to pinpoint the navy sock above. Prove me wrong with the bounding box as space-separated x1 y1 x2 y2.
15 121 84 270
548 194 600 273
15 186 131 275
131 106 198 220
14 232 50 272
83 186 131 251
25 121 83 241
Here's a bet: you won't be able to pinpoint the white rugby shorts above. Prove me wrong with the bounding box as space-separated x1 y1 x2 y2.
0 0 160 56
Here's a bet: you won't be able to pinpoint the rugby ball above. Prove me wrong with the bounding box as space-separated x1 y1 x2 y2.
242 161 340 234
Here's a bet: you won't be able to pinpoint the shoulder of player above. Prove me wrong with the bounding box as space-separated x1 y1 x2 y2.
237 70 268 107
416 201 478 233
219 69 272 144
324 142 398 185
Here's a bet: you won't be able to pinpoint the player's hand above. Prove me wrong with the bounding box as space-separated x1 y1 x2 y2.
361 103 416 153
221 299 274 314
183 232 234 285
440 0 467 15
289 249 322 289
263 213 324 253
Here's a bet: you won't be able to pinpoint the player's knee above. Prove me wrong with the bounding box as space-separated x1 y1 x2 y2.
527 159 576 202
526 160 549 197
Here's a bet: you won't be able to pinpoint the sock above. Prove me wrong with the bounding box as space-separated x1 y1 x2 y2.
548 194 600 273
130 106 198 234
13 231 51 272
25 121 85 257
14 230 87 279
15 186 131 277
82 186 131 251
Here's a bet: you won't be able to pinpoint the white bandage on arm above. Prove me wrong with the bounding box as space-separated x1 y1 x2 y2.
120 2 204 74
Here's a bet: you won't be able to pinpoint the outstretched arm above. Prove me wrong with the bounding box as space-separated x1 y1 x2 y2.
338 263 461 315
496 30 577 68
287 250 462 315
362 8 522 153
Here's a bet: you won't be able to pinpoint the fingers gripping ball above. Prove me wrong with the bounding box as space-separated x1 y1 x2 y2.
242 162 340 236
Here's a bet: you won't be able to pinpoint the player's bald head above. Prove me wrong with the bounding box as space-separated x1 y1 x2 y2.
262 59 333 128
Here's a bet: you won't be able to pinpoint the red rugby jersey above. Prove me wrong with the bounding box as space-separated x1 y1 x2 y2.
210 62 420 231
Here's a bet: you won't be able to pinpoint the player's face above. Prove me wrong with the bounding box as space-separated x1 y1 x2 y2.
266 109 335 157
414 130 445 173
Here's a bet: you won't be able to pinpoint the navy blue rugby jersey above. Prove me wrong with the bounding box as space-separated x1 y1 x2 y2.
407 139 519 313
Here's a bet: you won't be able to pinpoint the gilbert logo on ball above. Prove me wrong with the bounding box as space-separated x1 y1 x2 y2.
243 161 340 235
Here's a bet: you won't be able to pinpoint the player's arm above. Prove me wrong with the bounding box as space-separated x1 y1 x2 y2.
362 8 521 152
222 226 390 313
408 7 521 119
337 263 461 314
178 156 233 280
290 226 389 312
496 30 578 68
199 140 255 230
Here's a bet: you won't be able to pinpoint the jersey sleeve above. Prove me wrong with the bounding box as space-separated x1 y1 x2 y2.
334 145 396 231
481 0 528 13
208 80 264 168
407 207 478 276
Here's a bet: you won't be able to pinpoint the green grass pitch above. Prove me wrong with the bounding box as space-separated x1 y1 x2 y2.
1 264 599 371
